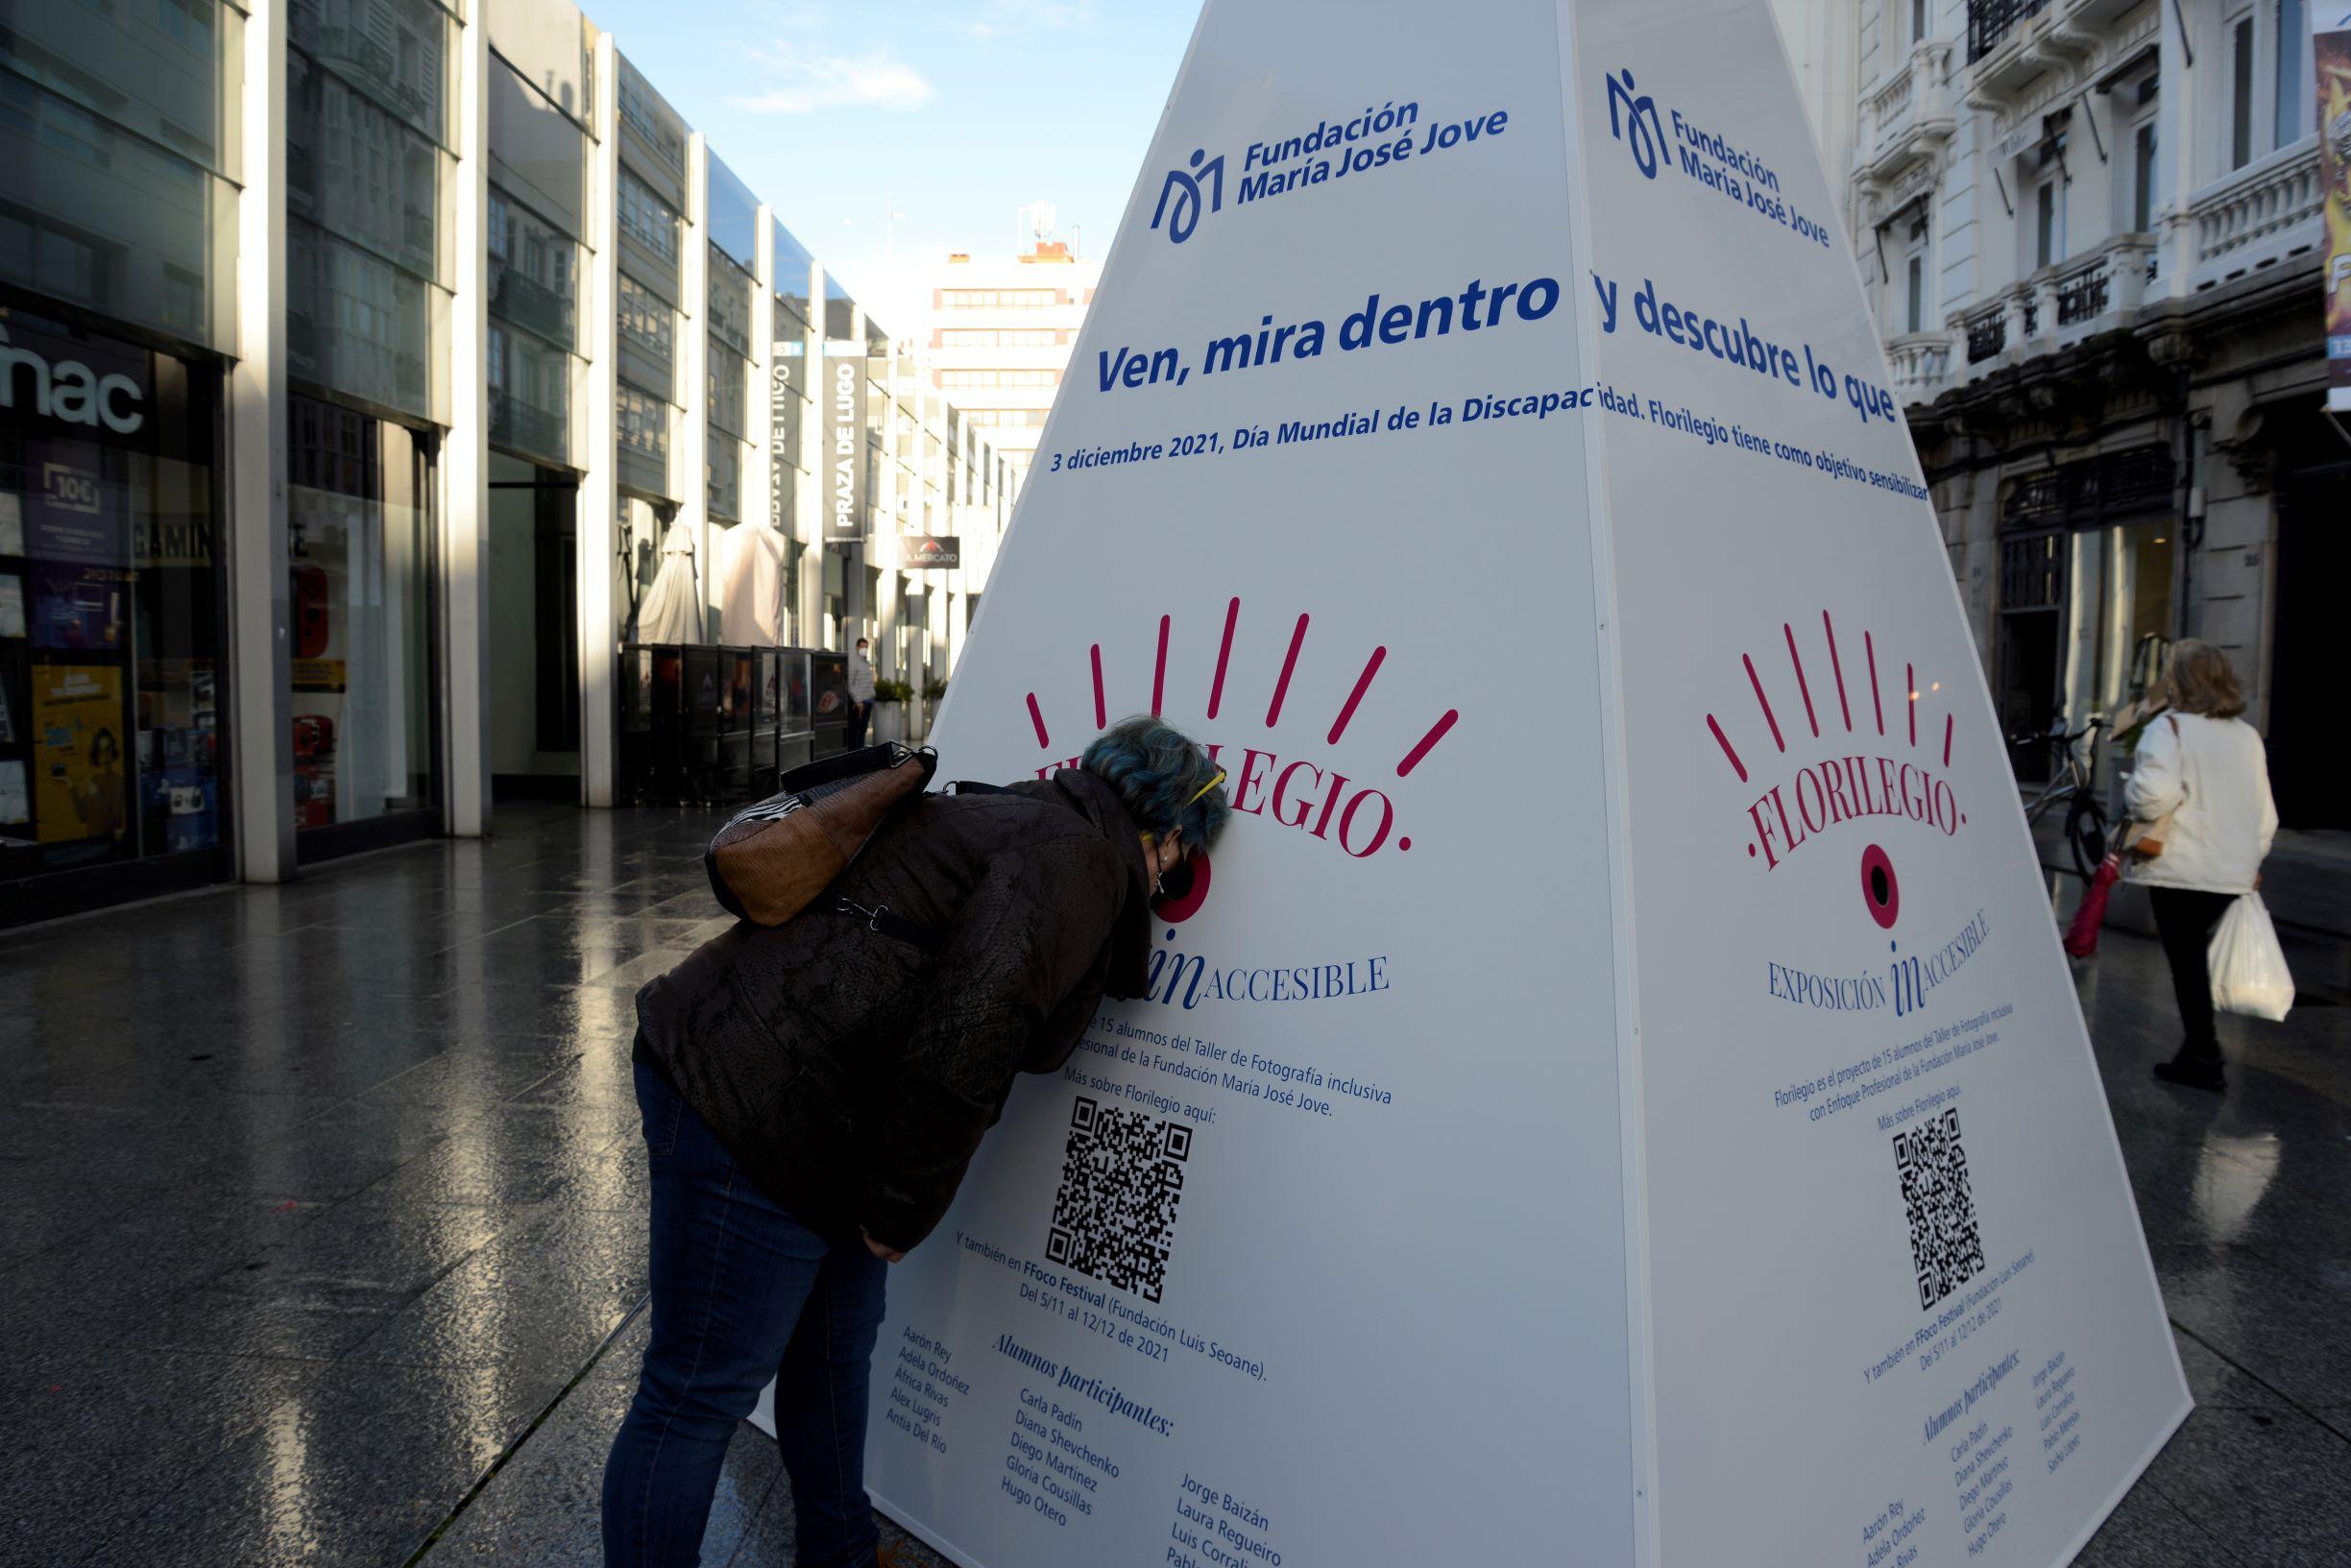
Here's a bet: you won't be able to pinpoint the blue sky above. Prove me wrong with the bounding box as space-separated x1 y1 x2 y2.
583 0 1199 330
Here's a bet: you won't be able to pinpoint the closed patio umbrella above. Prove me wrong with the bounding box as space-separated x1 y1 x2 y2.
638 519 704 643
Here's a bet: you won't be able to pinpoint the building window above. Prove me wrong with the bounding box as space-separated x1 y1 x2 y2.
936 369 1060 389
935 327 1061 348
708 346 748 439
937 288 1060 308
2274 0 2307 150
2131 121 2158 231
1904 219 1928 334
618 169 679 263
617 381 667 461
2032 129 2067 269
618 272 675 400
2231 14 2256 170
1910 0 1928 46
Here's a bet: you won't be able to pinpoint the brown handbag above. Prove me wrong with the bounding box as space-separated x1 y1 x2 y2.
705 744 938 927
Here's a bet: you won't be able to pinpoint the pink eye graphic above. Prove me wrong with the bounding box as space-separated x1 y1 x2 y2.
1860 844 1900 929
1152 849 1212 923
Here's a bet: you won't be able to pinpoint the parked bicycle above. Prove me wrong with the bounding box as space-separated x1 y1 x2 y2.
2015 716 2110 882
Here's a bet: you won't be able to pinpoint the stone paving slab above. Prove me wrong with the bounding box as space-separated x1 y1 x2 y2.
1 807 2343 1567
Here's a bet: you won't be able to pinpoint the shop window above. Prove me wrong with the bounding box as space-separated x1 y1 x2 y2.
285 393 438 849
0 307 229 910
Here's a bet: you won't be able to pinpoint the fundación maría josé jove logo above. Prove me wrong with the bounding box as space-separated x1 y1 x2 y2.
1604 67 1666 181
1601 60 1836 252
1151 148 1226 245
1011 595 1457 1011
1704 609 1989 1020
1148 96 1513 245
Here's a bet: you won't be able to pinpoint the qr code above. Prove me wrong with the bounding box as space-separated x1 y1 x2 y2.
1046 1097 1194 1303
1893 1108 1988 1311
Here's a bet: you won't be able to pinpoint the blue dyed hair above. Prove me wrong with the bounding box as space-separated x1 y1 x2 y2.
1082 715 1231 850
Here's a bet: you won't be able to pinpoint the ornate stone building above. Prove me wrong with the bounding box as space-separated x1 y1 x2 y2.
1836 0 2339 826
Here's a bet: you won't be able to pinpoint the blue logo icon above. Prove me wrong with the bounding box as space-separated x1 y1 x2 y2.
1151 148 1225 244
1605 68 1664 181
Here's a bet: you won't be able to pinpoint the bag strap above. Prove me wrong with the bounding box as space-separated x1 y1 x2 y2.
834 896 945 953
830 765 1003 952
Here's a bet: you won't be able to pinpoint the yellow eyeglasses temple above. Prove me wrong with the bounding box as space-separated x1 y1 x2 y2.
1185 769 1228 808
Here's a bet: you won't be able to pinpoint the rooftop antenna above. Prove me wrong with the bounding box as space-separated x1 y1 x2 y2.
1017 200 1056 252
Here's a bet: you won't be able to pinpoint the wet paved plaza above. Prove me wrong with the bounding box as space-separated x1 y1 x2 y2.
1 805 2346 1566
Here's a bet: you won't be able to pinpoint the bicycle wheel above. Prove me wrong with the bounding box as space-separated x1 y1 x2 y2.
2064 793 2109 882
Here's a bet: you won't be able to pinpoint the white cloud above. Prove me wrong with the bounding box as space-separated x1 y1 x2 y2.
956 0 1097 43
732 43 935 114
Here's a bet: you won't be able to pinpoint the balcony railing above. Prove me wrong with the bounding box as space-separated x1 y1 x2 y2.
1967 0 2050 64
492 267 574 348
1866 60 1918 148
2189 138 2323 294
489 388 568 465
1885 332 1953 404
2054 265 2107 327
1965 310 2006 364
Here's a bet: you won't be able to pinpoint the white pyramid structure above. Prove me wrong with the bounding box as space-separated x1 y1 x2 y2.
865 2 2189 1561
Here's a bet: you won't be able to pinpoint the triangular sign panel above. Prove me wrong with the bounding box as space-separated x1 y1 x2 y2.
870 2 2189 1562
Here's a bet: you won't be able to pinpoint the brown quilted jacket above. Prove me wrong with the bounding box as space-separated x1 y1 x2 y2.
634 768 1154 1251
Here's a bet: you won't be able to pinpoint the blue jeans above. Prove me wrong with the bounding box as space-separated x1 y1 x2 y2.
602 1061 888 1568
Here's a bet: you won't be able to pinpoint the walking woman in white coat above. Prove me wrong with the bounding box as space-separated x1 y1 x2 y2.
2125 639 2278 1092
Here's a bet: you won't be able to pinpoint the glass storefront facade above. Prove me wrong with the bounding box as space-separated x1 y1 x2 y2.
283 0 456 856
1 0 239 921
1 0 1008 927
0 302 230 911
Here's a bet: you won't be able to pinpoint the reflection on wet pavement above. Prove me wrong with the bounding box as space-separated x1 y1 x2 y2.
0 808 2343 1565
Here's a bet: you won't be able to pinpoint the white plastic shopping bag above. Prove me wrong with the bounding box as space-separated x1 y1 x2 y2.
2208 893 2294 1023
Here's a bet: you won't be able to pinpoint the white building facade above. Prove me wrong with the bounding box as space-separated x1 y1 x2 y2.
1826 0 2339 830
922 238 1103 483
0 0 1009 926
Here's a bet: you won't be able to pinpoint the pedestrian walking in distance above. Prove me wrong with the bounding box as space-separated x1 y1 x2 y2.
2126 639 2277 1092
846 637 877 749
601 715 1232 1567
